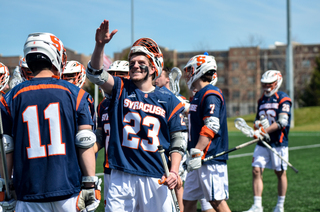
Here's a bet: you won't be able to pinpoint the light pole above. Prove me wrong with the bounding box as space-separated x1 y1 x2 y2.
286 0 294 127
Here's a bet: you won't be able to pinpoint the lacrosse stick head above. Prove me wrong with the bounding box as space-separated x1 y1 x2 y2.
169 67 182 95
234 118 254 137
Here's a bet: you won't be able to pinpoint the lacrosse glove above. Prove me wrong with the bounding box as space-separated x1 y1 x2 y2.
76 176 102 212
0 179 16 212
186 148 203 172
253 127 271 143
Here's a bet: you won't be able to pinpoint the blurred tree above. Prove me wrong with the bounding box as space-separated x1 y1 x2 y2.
299 56 320 106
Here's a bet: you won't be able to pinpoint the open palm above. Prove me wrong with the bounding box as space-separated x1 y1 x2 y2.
95 20 118 45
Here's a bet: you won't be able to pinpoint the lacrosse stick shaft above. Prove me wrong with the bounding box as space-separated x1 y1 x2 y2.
157 145 180 212
260 140 299 173
0 111 11 199
203 139 259 162
235 117 298 174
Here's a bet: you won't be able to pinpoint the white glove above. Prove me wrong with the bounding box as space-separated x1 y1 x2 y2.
76 177 102 212
0 179 16 212
186 148 203 172
253 127 270 142
260 116 270 129
0 199 16 212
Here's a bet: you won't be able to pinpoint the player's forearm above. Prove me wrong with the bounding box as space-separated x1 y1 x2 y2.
170 152 182 173
90 43 105 70
266 122 279 134
0 153 13 178
195 135 211 151
78 146 96 177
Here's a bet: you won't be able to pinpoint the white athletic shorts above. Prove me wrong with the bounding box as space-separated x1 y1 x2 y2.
252 145 288 171
104 173 110 209
183 164 229 202
199 197 213 211
15 196 78 212
105 169 176 212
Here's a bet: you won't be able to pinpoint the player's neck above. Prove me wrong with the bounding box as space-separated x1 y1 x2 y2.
133 77 155 93
195 80 209 90
34 70 56 78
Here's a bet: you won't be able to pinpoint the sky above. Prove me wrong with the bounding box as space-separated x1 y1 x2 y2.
1 0 320 60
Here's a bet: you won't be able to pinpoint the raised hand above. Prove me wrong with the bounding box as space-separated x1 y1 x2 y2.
95 20 118 45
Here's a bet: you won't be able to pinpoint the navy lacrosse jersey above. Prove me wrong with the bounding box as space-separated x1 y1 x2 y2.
96 96 112 174
106 77 187 178
255 91 292 147
88 94 96 130
188 84 229 165
0 77 93 201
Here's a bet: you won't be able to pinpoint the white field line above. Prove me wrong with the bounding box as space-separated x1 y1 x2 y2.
229 143 320 159
95 143 320 176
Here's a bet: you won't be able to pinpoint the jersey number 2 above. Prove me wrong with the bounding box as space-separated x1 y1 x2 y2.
122 112 160 152
23 103 66 159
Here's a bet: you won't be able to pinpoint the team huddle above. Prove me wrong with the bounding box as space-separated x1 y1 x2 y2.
0 19 291 212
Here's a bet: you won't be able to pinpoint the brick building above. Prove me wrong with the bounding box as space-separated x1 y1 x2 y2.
114 43 320 117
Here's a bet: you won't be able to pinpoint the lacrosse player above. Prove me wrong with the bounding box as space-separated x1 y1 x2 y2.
156 67 215 212
244 70 291 212
183 54 231 212
0 33 100 212
93 60 129 209
62 60 96 130
86 20 187 212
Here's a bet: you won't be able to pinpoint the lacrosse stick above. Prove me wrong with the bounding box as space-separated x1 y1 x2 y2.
203 138 260 162
0 111 11 199
157 145 180 212
234 118 299 173
182 138 259 171
169 67 182 96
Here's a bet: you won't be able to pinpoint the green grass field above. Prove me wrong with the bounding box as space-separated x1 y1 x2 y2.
95 107 320 211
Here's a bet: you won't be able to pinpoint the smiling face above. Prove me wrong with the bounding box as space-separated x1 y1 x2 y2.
129 54 155 82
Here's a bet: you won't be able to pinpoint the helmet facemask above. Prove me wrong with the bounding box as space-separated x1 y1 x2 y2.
261 70 283 97
128 38 163 80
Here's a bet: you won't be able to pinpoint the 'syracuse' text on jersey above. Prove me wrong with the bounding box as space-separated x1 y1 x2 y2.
188 84 228 165
255 91 292 147
0 78 93 201
106 77 187 178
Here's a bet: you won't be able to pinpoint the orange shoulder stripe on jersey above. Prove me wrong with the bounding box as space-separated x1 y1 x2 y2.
0 96 10 116
1 91 5 95
275 92 279 99
13 84 71 100
279 97 292 104
168 102 184 122
258 94 264 103
201 90 224 106
87 96 94 104
76 89 86 111
202 139 212 160
118 79 124 100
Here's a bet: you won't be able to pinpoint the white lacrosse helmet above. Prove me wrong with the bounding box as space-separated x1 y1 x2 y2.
183 54 217 90
24 32 67 75
261 70 283 97
108 60 129 78
19 57 33 80
128 38 163 79
0 62 10 92
62 61 86 88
